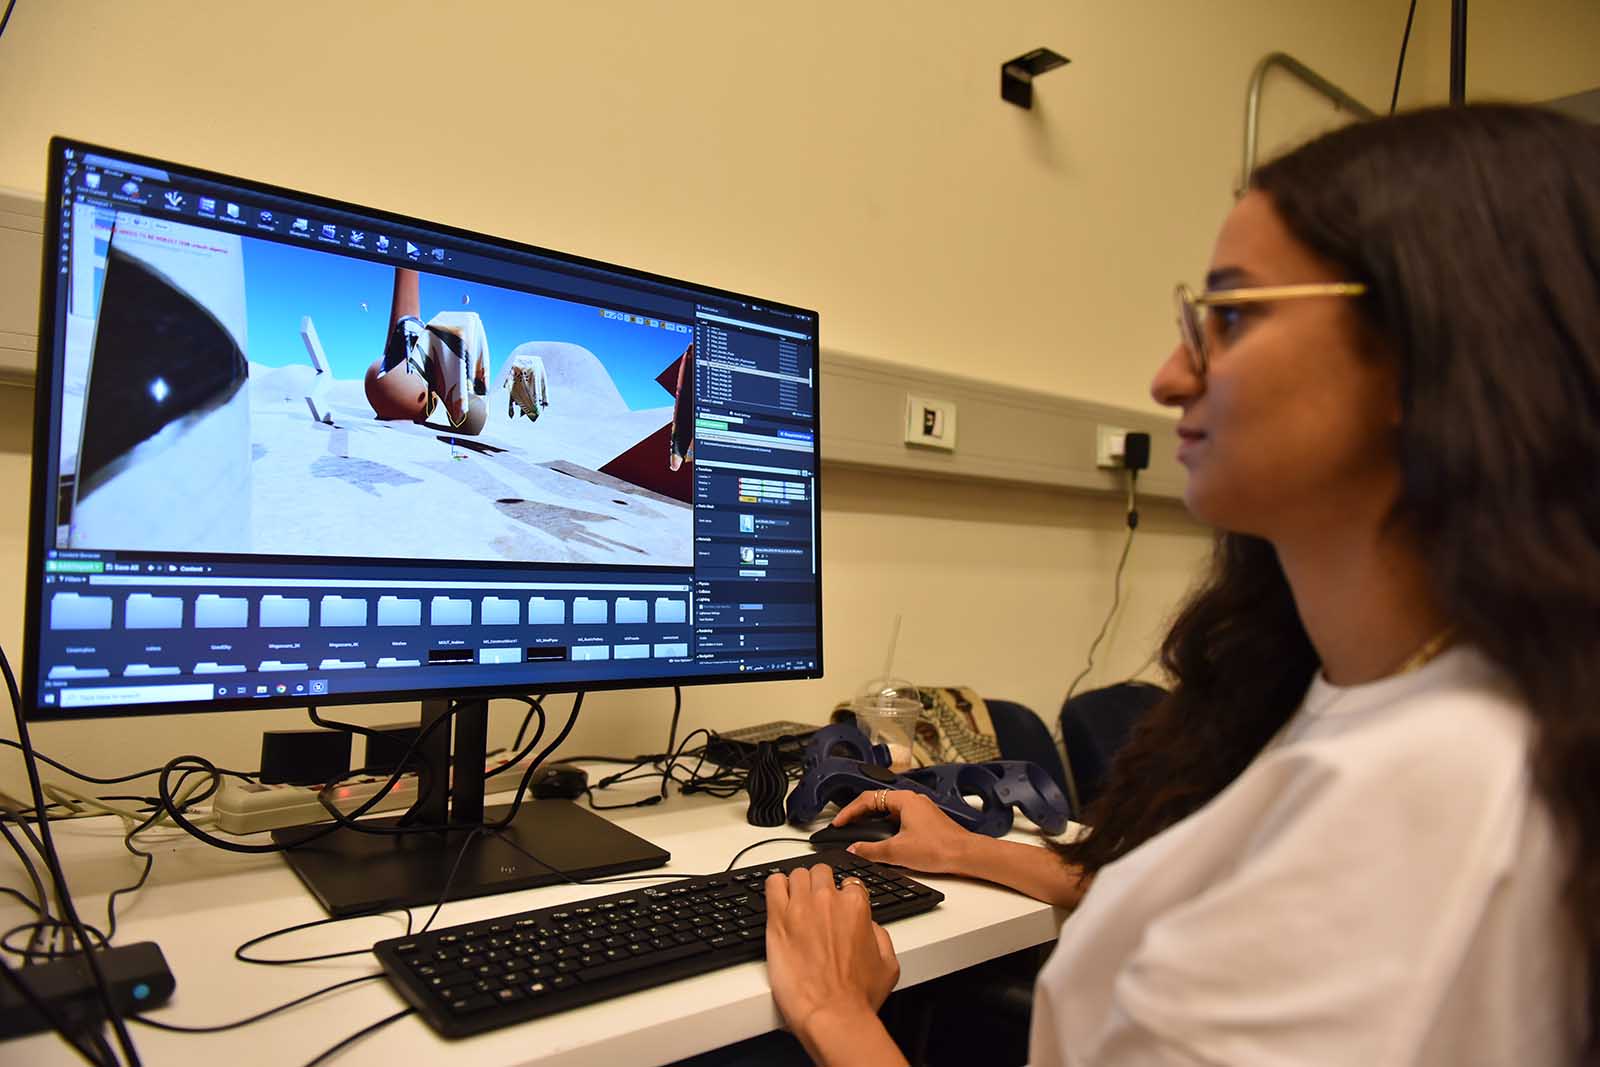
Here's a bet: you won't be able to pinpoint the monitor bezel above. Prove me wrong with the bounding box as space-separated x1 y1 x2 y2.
22 136 825 722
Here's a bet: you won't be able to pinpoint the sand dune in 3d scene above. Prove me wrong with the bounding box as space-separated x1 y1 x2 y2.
250 327 694 567
63 216 693 569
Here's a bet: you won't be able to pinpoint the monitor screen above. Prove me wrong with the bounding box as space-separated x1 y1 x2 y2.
22 138 823 720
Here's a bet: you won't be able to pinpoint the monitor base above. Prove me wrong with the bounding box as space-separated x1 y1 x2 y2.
274 799 671 916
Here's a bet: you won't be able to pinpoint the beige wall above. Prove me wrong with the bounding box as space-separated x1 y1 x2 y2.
0 2 1593 797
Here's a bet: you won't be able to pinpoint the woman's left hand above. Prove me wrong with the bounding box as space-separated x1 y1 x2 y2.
765 863 901 1049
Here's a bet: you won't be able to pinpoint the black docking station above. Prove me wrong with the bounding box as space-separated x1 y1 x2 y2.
0 940 176 1039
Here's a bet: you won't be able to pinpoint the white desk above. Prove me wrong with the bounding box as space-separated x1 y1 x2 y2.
5 777 1066 1066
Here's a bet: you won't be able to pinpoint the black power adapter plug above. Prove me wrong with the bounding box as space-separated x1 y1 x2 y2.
1122 432 1151 472
1122 432 1150 529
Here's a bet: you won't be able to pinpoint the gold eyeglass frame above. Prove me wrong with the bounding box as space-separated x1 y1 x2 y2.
1174 282 1368 376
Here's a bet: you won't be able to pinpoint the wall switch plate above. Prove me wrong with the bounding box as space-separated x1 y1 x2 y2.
906 394 957 451
1096 424 1128 468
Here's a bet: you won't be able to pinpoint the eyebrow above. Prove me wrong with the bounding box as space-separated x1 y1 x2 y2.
1204 266 1256 290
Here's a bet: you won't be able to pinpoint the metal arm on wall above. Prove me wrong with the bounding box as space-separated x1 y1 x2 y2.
1237 52 1376 195
1450 0 1468 105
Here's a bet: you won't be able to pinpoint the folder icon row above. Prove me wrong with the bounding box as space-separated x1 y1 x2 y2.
614 644 649 660
126 593 182 629
482 596 519 626
47 665 110 680
261 595 310 628
50 593 112 631
124 664 181 677
378 596 421 626
49 588 687 634
197 594 248 629
320 596 367 628
431 596 472 626
571 645 610 661
529 597 565 625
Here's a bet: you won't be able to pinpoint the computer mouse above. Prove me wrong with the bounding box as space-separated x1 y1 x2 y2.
808 815 898 847
530 763 589 800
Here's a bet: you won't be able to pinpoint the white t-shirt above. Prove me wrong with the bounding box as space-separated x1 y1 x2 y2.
1030 647 1589 1066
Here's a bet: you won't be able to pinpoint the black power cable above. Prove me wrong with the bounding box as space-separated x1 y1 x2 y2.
583 688 688 810
130 974 382 1034
299 1006 414 1067
0 813 50 921
721 837 812 872
2 646 141 1067
508 694 547 753
234 910 411 968
0 739 191 787
310 693 585 838
0 1 16 45
1389 0 1420 114
151 697 474 854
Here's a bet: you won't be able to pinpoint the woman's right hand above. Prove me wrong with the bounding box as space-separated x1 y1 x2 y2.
829 789 979 875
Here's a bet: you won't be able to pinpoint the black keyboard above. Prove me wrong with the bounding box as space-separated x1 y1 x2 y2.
374 849 943 1038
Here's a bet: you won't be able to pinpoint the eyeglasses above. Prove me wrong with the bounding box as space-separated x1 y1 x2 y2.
1174 282 1368 377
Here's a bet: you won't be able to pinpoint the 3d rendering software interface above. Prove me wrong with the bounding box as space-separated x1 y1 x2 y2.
30 145 821 713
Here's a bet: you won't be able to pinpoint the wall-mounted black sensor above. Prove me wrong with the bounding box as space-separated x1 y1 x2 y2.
1002 48 1070 109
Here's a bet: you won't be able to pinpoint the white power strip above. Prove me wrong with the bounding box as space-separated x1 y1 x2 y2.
212 757 534 835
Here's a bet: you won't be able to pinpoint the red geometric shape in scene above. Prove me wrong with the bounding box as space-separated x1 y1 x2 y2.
656 353 685 394
599 423 692 504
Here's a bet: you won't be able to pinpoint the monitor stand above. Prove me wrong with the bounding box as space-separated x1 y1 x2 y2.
274 697 670 917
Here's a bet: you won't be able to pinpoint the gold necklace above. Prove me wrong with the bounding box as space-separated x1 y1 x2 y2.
1393 627 1455 676
1274 627 1457 749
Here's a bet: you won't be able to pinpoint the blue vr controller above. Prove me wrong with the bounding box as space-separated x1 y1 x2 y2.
785 722 1072 836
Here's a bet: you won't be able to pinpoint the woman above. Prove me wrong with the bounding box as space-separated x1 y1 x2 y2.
765 104 1600 1065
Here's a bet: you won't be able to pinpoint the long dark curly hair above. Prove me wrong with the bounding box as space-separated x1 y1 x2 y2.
1057 103 1600 1036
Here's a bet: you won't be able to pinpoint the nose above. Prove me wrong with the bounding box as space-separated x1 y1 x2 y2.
1151 341 1200 409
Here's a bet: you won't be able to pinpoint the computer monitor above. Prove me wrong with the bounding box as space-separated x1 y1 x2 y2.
21 137 823 914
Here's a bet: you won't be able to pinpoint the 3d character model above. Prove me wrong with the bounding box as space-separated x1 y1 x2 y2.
364 267 490 434
504 352 550 422
667 341 694 471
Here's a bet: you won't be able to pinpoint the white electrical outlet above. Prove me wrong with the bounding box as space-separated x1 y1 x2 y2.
906 394 957 451
1096 425 1128 469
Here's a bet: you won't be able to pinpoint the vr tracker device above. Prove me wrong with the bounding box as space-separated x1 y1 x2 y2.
785 722 1072 836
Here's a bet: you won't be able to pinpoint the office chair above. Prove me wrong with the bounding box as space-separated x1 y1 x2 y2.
1058 681 1168 811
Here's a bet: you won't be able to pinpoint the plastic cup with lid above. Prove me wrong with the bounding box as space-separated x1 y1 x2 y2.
851 677 921 773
